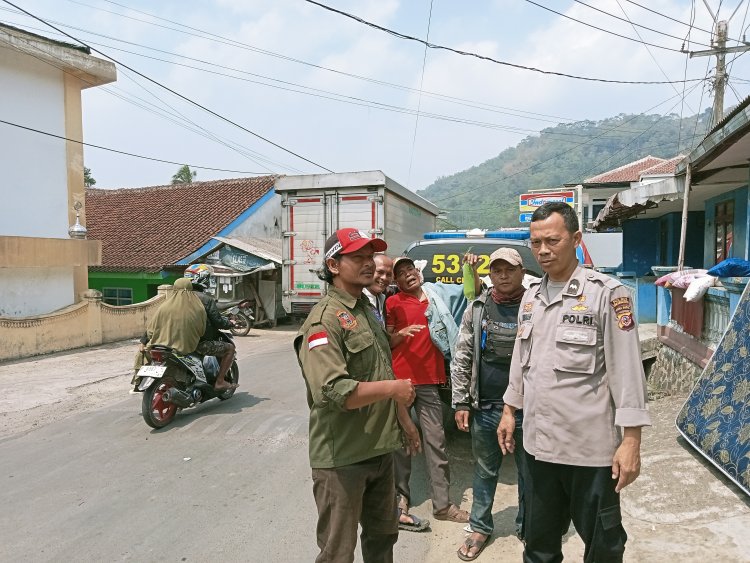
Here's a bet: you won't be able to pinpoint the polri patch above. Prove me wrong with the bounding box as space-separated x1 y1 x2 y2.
523 302 533 313
562 313 594 326
336 309 358 330
308 331 329 350
610 296 634 331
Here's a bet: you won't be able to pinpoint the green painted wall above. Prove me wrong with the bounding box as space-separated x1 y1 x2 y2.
88 271 181 304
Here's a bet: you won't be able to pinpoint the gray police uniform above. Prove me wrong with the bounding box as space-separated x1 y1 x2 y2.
504 266 651 465
503 266 651 563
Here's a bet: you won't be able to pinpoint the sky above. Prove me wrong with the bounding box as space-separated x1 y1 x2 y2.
1 0 749 192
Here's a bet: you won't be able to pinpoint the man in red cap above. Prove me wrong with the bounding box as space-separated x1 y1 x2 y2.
295 228 422 563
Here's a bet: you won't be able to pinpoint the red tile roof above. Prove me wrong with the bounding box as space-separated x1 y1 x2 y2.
638 155 684 177
585 156 666 184
86 176 277 272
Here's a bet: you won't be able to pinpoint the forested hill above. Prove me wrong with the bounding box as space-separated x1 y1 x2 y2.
418 110 712 229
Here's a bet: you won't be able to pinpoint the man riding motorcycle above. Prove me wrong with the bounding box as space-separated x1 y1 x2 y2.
183 264 239 392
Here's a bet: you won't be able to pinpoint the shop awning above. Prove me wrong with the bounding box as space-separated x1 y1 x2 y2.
592 176 685 230
210 236 281 273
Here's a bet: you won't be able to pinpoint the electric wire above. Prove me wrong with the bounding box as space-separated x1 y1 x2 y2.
0 6 588 126
0 118 269 174
48 0 585 123
0 31 301 174
614 0 697 117
572 0 712 47
2 14 655 141
303 0 704 84
431 81 706 205
407 0 433 186
523 0 684 53
624 0 745 42
727 0 750 76
0 0 334 173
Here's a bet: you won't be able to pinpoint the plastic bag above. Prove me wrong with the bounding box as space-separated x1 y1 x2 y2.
706 258 750 277
671 270 708 289
684 275 716 302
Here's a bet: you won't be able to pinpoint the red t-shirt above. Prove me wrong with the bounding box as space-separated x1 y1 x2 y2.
386 291 446 385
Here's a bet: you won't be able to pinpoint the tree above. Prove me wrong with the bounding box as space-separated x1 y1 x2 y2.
83 166 96 187
171 165 197 185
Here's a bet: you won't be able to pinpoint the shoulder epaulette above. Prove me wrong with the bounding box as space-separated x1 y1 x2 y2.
585 270 622 290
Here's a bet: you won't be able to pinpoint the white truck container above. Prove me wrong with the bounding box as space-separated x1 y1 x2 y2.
275 171 439 317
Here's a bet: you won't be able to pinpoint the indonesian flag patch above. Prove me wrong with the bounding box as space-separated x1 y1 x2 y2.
308 331 329 350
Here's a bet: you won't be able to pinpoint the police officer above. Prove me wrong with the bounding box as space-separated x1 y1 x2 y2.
499 202 651 563
295 228 420 563
452 248 528 560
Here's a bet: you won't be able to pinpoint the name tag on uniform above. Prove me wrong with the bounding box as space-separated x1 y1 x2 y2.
308 331 329 350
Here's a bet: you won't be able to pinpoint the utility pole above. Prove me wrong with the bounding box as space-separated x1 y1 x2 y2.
684 2 750 128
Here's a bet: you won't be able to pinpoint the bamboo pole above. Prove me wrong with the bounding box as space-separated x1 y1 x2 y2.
677 163 692 271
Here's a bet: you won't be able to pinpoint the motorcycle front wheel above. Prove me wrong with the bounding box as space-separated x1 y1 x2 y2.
230 312 252 336
142 378 178 428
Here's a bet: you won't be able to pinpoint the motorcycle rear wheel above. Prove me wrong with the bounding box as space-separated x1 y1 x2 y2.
218 362 240 401
230 312 252 336
142 378 179 428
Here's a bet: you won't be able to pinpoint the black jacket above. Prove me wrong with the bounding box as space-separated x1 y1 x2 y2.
194 290 231 341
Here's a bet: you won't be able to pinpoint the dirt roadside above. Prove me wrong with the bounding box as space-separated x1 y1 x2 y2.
2 333 749 561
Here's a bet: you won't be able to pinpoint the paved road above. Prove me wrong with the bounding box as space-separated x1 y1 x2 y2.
1 329 749 562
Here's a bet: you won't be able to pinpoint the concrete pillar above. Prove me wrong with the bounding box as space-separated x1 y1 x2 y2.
82 289 103 346
718 277 750 318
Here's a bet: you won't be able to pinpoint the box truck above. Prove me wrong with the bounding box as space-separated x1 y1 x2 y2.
275 171 439 318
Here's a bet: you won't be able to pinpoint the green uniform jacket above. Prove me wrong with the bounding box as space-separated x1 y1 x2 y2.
294 287 402 469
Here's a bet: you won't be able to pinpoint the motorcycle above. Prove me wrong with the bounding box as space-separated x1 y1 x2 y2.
218 299 254 337
132 333 239 429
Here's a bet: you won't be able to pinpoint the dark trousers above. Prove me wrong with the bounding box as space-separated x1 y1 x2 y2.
523 453 627 563
394 384 451 513
311 453 398 563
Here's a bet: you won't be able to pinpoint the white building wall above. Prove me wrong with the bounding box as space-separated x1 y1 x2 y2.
0 45 68 239
1 268 74 317
229 193 283 241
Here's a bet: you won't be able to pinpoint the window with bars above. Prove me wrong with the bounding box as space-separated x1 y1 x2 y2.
102 287 133 306
714 200 734 265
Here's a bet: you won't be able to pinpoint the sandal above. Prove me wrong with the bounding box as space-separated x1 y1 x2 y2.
398 508 430 532
457 533 488 561
434 504 470 523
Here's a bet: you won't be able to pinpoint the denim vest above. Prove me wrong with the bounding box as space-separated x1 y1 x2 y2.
422 283 460 360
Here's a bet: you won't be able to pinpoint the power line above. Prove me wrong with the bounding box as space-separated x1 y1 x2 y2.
523 0 684 52
0 0 334 173
0 118 269 174
407 0 433 186
303 0 704 84
431 82 706 204
50 0 583 124
0 4 588 126
4 15 660 141
613 0 697 117
623 0 742 40
572 0 712 47
0 30 302 174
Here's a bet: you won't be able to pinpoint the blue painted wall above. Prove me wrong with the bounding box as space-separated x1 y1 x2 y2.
703 185 749 268
654 211 704 267
622 218 659 276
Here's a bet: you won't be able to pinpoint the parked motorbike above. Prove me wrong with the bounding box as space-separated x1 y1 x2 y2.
133 333 239 429
218 299 254 337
